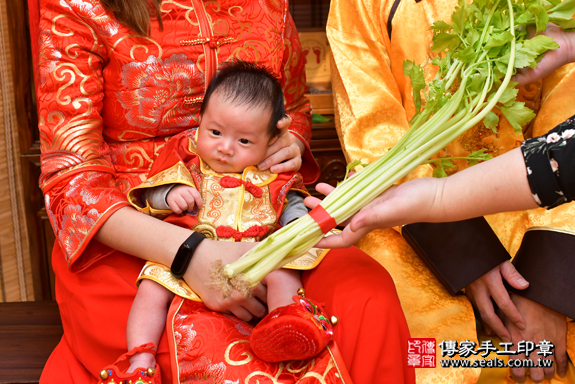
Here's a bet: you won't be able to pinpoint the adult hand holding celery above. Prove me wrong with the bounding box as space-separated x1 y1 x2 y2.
213 0 574 295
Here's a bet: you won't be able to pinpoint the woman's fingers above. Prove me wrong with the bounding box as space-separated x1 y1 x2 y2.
276 115 292 131
251 282 268 304
258 130 304 172
513 25 575 85
229 305 253 323
315 182 335 197
270 156 301 174
259 142 300 172
241 295 268 319
314 224 370 249
303 195 322 210
225 288 267 321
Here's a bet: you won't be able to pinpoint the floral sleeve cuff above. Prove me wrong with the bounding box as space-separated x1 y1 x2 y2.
521 114 575 209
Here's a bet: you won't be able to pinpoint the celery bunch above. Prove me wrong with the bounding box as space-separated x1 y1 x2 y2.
217 0 575 294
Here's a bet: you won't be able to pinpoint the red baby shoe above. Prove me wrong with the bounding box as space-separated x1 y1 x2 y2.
250 294 334 363
98 342 161 384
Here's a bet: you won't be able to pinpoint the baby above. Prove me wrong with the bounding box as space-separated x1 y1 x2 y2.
123 62 333 375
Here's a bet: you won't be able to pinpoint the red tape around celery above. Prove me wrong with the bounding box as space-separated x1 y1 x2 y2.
309 205 337 234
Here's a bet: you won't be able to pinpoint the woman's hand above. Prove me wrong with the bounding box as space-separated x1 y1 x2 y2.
305 178 440 248
184 240 269 322
514 25 575 85
96 208 269 322
258 115 306 173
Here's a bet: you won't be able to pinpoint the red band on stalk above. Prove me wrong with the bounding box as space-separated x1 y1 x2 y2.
309 205 337 234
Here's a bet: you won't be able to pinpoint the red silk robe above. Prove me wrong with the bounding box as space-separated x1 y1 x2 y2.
38 1 414 383
39 0 319 269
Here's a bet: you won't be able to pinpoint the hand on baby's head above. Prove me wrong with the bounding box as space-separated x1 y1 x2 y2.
167 185 203 214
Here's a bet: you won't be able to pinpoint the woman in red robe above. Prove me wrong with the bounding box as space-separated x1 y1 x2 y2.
37 0 415 383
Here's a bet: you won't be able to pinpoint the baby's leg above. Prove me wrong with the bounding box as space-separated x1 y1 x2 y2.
126 279 175 372
263 269 302 312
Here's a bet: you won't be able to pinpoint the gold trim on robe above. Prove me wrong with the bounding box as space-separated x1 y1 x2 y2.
137 261 203 302
127 161 197 218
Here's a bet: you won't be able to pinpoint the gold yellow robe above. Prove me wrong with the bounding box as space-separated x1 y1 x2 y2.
327 0 575 383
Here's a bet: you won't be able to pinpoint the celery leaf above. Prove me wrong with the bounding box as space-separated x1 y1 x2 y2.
499 102 536 134
403 60 426 114
483 111 500 132
467 149 493 165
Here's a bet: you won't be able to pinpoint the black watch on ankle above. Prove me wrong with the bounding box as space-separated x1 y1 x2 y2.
171 232 206 278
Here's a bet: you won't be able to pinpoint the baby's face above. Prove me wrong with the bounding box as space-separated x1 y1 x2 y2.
196 91 276 173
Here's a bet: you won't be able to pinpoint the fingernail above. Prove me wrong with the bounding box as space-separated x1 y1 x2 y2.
353 220 363 230
517 278 528 286
502 336 511 343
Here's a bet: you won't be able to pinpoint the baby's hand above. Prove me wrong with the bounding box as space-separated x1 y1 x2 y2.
167 185 203 214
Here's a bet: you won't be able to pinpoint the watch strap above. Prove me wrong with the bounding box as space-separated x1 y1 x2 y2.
171 231 206 278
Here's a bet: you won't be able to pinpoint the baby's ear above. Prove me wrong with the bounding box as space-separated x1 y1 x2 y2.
268 135 279 146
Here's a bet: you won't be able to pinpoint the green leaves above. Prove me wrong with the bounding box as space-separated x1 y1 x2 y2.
467 149 493 165
413 0 568 176
403 60 426 114
341 159 369 183
454 45 477 62
312 113 332 123
547 0 575 18
483 110 500 132
432 162 453 178
528 3 550 32
429 149 493 178
497 82 519 105
431 20 452 32
499 101 537 133
514 35 560 68
451 1 468 33
548 0 575 29
432 32 461 52
484 31 514 50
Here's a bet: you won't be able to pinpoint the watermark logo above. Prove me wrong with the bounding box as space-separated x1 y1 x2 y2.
407 338 436 368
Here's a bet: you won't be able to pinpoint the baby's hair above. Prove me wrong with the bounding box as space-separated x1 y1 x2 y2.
200 61 285 138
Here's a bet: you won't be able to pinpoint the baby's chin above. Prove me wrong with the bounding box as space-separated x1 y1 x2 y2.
205 160 245 174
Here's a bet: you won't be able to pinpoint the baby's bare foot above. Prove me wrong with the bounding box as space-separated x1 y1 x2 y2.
127 352 156 373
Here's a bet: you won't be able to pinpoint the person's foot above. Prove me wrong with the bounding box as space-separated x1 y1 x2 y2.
127 352 156 373
250 295 334 362
98 343 161 384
